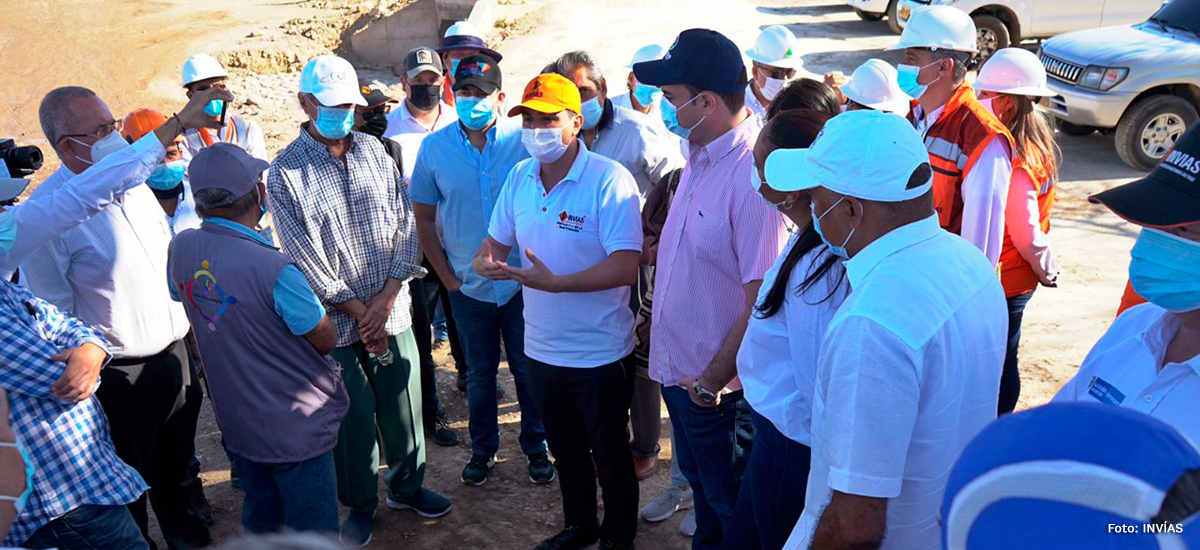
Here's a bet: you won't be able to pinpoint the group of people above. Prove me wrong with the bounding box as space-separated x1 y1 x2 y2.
1 6 1198 550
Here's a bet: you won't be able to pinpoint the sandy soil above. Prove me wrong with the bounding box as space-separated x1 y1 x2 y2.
2 0 1150 548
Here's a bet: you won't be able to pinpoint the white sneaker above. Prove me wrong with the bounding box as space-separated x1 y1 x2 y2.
640 486 694 522
679 509 697 537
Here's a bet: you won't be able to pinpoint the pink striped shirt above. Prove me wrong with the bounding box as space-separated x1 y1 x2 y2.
650 114 786 389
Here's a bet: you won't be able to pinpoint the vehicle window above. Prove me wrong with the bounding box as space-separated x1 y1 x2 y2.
1150 0 1200 35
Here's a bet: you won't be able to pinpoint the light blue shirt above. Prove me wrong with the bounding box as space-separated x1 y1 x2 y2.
168 218 325 335
409 119 528 305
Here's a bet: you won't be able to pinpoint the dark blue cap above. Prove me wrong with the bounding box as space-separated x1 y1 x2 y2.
632 29 746 93
437 34 503 63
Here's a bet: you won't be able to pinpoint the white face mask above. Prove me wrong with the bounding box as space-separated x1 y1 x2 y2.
761 76 786 101
70 130 129 166
978 97 996 115
522 127 570 164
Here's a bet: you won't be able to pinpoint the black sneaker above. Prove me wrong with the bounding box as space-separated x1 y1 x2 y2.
598 539 635 550
424 413 460 447
456 370 467 392
528 451 555 484
534 525 600 550
461 453 495 486
340 509 374 547
386 487 452 518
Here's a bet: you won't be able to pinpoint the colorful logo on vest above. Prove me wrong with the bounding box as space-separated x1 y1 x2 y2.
183 260 237 331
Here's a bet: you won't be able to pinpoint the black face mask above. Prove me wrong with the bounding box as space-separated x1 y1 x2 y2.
150 183 185 201
408 84 442 111
361 110 389 139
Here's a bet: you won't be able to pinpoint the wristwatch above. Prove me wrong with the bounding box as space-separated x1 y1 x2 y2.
693 378 718 405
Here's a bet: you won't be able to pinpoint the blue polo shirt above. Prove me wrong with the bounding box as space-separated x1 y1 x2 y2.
410 119 528 305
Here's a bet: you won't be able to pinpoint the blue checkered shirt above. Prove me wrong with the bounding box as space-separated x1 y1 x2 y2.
0 281 147 546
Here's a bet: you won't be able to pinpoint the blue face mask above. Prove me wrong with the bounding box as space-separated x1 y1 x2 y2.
146 160 187 190
256 186 268 223
633 83 662 108
313 104 355 140
1129 228 1200 313
203 99 225 117
455 96 496 131
896 61 938 101
581 97 604 130
0 439 34 516
811 196 857 259
0 209 15 255
661 93 704 141
451 58 462 79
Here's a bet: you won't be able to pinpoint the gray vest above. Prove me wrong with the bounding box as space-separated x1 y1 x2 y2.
169 221 348 463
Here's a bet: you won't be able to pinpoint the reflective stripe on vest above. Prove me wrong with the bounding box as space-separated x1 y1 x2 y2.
925 136 970 171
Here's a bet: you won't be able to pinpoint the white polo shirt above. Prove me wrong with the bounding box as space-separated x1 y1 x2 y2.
785 215 1007 550
384 100 457 181
1055 303 1200 449
488 143 643 368
736 236 847 445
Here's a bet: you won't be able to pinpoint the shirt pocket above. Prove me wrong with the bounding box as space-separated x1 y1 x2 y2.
683 200 728 263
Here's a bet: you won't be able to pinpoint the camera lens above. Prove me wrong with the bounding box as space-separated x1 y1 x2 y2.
1 144 43 176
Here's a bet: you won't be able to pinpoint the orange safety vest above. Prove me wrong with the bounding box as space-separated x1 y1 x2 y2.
908 84 1015 236
999 154 1057 297
183 114 251 154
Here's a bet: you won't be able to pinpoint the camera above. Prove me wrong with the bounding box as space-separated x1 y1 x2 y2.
0 139 43 206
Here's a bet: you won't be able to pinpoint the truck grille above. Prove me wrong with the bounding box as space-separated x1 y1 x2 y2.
1040 53 1084 84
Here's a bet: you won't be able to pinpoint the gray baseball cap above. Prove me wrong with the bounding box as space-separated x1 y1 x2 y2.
404 47 443 79
189 142 269 198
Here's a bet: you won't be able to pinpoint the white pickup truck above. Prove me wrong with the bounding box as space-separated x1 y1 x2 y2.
893 0 1161 58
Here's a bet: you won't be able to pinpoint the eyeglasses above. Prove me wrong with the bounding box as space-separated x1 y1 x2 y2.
755 64 796 80
60 119 121 142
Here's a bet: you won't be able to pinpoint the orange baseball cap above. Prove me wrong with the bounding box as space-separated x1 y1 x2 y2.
121 108 181 143
507 73 582 117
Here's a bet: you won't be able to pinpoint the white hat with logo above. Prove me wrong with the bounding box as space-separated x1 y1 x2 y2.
765 110 930 201
299 55 367 107
842 59 912 114
627 43 667 70
745 25 802 69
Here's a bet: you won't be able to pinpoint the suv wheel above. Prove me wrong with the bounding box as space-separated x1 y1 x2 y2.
1115 95 1198 171
972 15 1009 61
886 0 903 34
855 8 884 21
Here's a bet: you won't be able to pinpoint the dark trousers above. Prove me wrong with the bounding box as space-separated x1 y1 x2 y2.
999 290 1035 415
448 290 545 457
725 412 812 550
24 504 150 550
231 450 339 534
528 356 639 543
96 340 211 550
662 385 754 550
420 262 466 378
410 276 442 420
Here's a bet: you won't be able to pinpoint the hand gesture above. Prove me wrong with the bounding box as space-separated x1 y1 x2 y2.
824 71 848 105
178 87 236 131
50 342 108 402
502 249 560 292
473 239 510 281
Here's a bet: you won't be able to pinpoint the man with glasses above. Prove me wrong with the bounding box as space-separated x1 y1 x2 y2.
20 85 231 550
744 25 803 118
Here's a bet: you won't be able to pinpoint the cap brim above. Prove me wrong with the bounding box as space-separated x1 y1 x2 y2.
632 59 681 88
765 148 819 192
437 46 503 63
406 64 443 79
250 158 270 178
1089 175 1200 229
452 77 498 95
843 87 912 114
745 49 803 69
0 177 29 203
507 99 569 117
975 84 1057 98
313 88 369 107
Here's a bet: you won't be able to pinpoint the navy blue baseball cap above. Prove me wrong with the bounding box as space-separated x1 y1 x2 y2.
633 29 747 94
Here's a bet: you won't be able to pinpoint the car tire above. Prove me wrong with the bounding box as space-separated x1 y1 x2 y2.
1115 95 1198 171
855 8 884 21
1056 120 1096 137
972 14 1009 61
887 0 903 34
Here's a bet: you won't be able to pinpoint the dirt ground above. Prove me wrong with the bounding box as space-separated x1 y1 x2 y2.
1 0 1150 548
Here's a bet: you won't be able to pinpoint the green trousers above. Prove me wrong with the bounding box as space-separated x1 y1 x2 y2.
330 329 425 512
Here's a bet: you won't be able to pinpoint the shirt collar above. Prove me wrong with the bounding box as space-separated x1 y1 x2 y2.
453 119 501 146
598 99 615 132
689 112 755 166
845 214 943 289
401 101 451 127
297 123 360 157
204 217 272 247
1138 309 1200 375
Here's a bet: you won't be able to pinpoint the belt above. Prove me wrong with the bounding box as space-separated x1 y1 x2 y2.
109 340 179 367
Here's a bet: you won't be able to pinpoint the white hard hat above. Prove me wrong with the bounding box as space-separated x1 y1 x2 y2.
745 25 803 69
627 44 667 70
181 53 229 87
889 6 977 53
842 59 912 114
975 47 1055 97
444 20 483 39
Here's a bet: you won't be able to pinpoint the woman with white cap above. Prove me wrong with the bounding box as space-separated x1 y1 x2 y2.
974 47 1061 414
837 59 911 115
744 25 804 118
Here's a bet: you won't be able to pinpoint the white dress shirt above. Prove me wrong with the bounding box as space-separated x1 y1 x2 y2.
0 135 165 275
1055 303 1200 449
589 103 683 200
785 215 1007 550
736 237 847 445
612 91 684 158
1005 166 1058 282
914 103 1013 266
168 181 203 234
20 169 189 358
384 100 458 181
745 82 767 118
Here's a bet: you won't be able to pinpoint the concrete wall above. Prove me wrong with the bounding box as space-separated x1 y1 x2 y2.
350 0 497 70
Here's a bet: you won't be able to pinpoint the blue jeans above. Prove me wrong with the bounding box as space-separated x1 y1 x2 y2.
447 290 546 457
23 504 151 550
662 385 754 550
725 411 812 550
999 289 1035 415
231 450 339 534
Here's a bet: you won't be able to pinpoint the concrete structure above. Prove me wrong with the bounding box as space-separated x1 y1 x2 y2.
350 0 497 69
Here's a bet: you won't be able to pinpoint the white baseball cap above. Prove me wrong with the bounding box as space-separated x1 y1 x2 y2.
627 43 667 70
765 110 931 201
181 53 229 87
745 25 802 70
842 59 912 114
299 55 367 107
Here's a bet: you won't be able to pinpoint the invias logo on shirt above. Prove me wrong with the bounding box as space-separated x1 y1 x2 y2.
557 211 586 232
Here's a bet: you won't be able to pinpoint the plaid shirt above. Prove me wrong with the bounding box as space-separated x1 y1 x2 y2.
0 281 147 546
268 126 424 346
